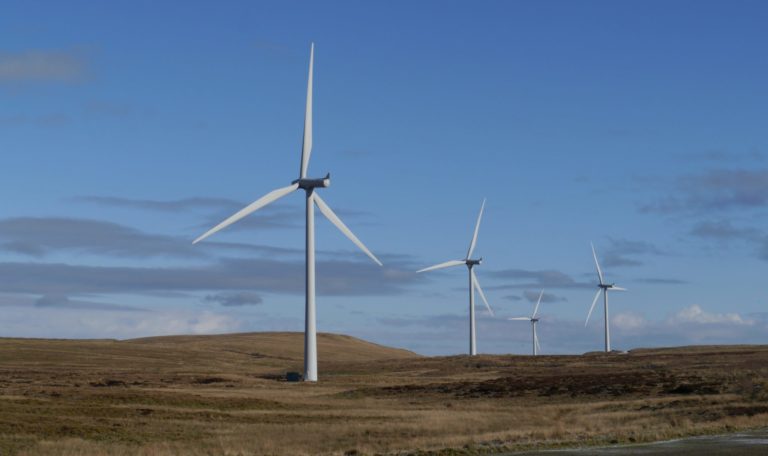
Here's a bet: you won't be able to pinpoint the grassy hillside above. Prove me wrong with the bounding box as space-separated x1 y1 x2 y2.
0 332 418 378
1 335 767 455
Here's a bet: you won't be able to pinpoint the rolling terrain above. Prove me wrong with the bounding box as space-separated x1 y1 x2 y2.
1 333 767 455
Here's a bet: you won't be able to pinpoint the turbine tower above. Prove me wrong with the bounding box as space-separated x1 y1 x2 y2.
585 243 626 352
509 290 544 356
417 199 494 356
193 44 382 382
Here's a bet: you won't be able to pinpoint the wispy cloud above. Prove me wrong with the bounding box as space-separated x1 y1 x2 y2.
522 290 567 303
0 307 241 340
635 277 687 285
486 268 592 289
0 257 418 297
600 238 664 268
0 50 88 84
204 291 263 307
639 167 768 261
0 217 202 259
0 216 316 260
676 149 765 164
82 100 139 119
0 113 72 127
34 294 146 312
72 196 243 213
74 195 376 233
689 220 762 242
641 169 768 214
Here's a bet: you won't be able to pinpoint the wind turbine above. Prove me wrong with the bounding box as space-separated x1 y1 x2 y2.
417 199 494 356
193 43 383 382
509 290 544 356
585 243 626 352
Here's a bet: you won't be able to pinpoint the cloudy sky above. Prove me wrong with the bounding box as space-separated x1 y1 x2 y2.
1 1 767 355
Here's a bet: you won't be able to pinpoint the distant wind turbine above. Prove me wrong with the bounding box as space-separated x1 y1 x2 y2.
417 199 494 356
585 243 626 352
193 43 382 382
509 290 544 356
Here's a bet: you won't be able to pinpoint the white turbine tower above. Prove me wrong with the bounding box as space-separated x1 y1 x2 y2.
193 44 382 382
509 290 544 356
417 199 494 356
585 243 626 352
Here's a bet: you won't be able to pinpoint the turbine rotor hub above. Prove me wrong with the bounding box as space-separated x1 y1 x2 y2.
295 174 331 190
466 258 482 267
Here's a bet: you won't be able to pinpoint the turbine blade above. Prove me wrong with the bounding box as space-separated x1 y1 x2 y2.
472 269 494 316
611 286 627 291
508 317 531 321
312 193 383 266
299 43 314 179
532 289 544 318
591 242 605 285
534 330 541 353
585 288 602 327
416 259 465 273
193 183 299 244
466 198 486 259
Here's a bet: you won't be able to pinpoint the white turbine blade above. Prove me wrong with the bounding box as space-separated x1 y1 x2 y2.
193 183 299 244
508 317 531 321
585 288 602 326
532 290 544 318
466 198 486 259
416 259 465 273
611 286 627 291
312 193 383 266
591 242 605 285
472 269 494 316
299 43 314 179
534 331 541 353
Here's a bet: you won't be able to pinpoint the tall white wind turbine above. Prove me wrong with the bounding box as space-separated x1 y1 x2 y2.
585 243 626 352
193 44 382 382
417 199 494 356
508 290 544 356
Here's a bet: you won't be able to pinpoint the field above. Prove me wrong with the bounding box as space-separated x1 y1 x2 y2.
1 333 767 455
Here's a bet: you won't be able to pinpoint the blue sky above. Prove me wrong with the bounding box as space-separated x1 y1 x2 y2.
1 0 767 355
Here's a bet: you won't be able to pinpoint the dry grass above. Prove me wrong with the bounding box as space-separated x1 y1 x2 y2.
1 333 767 455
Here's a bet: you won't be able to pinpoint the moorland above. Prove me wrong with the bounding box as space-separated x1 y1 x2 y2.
1 333 767 455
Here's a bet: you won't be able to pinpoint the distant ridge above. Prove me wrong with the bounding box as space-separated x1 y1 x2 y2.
0 332 419 376
124 331 420 362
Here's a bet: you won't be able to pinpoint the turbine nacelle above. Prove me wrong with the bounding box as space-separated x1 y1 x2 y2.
294 173 331 190
466 258 482 267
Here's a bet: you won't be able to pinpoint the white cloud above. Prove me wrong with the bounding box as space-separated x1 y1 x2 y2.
612 312 647 330
0 306 241 340
95 311 241 338
670 304 752 325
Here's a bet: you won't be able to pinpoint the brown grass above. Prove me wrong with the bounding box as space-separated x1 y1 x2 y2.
1 333 767 455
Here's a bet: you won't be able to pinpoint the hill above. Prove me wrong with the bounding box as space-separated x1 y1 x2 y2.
0 331 418 377
1 336 767 455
